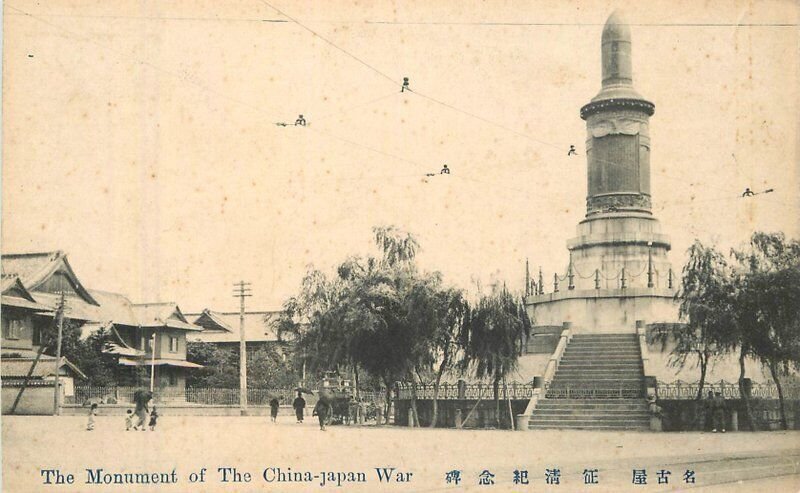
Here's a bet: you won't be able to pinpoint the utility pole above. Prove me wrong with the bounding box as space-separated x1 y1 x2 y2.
149 333 157 392
233 281 252 416
53 291 66 416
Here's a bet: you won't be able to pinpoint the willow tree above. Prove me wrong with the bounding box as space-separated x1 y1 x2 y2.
460 287 531 428
732 232 800 430
656 241 733 400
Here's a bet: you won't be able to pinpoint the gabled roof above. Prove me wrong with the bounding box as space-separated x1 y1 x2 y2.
1 251 99 306
88 290 138 326
130 303 202 331
1 355 87 379
186 310 283 343
191 309 235 333
1 276 52 311
1 276 36 302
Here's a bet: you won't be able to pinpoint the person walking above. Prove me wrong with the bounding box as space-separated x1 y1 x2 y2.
313 399 333 431
125 409 134 431
269 397 280 423
292 392 306 424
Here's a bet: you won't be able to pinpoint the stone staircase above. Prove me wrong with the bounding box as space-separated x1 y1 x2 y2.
528 333 649 430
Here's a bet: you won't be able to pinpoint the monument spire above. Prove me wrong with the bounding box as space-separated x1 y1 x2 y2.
602 10 633 87
580 10 655 217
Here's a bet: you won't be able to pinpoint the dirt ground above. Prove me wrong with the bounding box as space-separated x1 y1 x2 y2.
3 415 799 492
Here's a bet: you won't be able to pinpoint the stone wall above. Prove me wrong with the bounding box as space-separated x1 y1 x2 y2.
526 290 679 333
2 384 55 415
657 398 800 432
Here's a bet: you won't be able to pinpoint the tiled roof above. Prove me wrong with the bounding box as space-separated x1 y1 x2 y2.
88 290 138 326
1 278 51 311
1 251 60 283
131 303 202 331
1 356 87 379
2 251 200 331
192 309 234 333
1 251 99 306
186 310 283 343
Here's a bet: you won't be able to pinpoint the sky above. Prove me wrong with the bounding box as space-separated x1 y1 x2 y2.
3 0 799 312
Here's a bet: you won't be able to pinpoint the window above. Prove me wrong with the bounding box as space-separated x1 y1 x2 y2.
169 336 178 353
4 319 22 340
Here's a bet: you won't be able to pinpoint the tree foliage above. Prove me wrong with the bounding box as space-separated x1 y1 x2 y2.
459 286 531 427
667 232 800 430
186 342 297 388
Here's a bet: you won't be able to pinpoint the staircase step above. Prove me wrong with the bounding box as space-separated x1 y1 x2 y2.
536 404 648 411
532 410 650 417
555 372 643 377
559 360 642 365
527 333 648 426
536 398 645 404
566 341 640 346
528 420 649 429
559 362 642 367
557 369 643 373
570 334 638 342
552 376 645 381
563 347 640 352
561 353 642 363
529 414 649 422
528 423 650 431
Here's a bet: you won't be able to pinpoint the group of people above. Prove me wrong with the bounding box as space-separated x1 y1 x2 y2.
86 402 159 431
290 391 332 431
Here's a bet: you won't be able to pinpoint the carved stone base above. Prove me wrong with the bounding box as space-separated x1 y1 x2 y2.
587 194 651 215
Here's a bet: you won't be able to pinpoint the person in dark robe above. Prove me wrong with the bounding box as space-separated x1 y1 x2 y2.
132 390 152 431
313 399 333 431
292 392 306 424
712 392 726 433
703 390 714 431
269 397 280 423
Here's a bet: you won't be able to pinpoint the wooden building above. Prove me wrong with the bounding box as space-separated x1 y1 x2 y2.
1 251 202 409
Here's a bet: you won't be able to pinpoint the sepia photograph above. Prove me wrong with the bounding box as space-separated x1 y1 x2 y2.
2 0 799 491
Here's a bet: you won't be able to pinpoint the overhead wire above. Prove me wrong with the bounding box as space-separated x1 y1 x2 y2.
12 1 792 215
255 0 792 208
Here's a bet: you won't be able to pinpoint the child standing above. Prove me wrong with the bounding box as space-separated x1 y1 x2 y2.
149 407 159 431
86 403 98 431
125 409 133 431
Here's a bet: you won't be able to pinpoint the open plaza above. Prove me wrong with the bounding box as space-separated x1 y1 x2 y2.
3 415 799 492
3 2 799 492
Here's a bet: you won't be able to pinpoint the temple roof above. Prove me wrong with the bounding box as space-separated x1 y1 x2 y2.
186 310 283 343
1 251 99 306
131 303 201 331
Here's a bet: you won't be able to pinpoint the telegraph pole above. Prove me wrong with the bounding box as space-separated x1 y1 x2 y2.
53 291 66 416
233 281 252 416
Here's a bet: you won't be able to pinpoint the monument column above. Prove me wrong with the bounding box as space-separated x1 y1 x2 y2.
567 10 672 291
